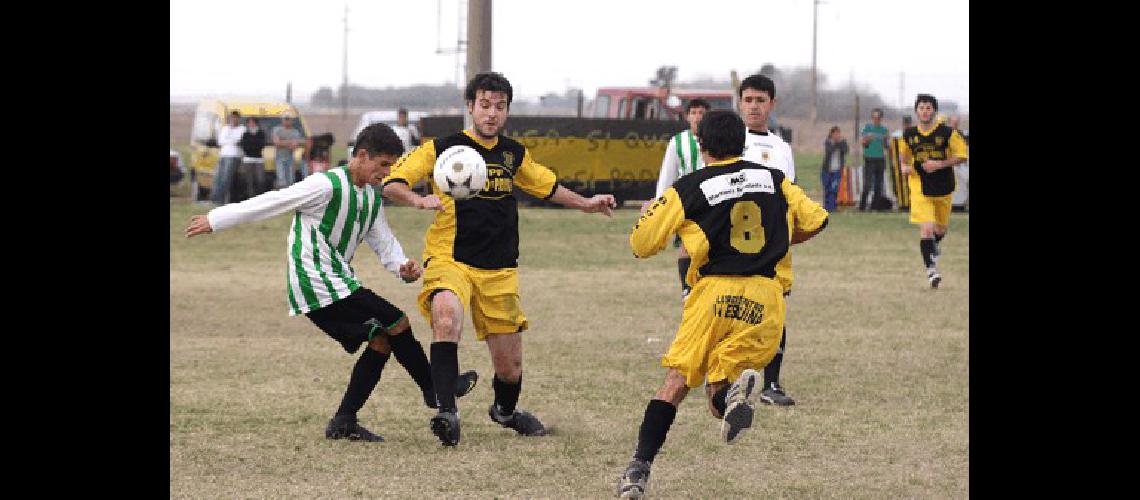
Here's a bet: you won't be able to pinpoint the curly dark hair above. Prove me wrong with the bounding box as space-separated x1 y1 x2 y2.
464 72 513 106
696 110 746 159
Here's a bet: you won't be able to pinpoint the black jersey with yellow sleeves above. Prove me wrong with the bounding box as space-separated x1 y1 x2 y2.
631 157 828 288
382 131 558 269
900 124 969 197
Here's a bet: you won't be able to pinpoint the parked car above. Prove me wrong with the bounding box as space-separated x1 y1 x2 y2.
187 99 310 201
346 109 427 157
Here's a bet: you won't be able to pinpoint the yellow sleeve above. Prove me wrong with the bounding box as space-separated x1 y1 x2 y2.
782 178 828 233
949 130 969 160
630 188 685 258
514 149 559 199
382 140 437 187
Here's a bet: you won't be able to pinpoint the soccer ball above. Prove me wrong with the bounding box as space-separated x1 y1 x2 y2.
433 145 488 200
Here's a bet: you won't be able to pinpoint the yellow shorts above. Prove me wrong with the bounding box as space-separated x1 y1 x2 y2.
661 276 786 388
418 258 528 340
908 175 952 226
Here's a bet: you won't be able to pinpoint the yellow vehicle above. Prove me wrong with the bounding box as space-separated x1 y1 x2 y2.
188 99 310 201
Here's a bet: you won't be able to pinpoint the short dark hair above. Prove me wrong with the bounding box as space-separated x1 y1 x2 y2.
398 107 408 115
245 117 258 125
738 73 776 99
829 125 841 134
902 115 913 125
229 110 241 118
353 122 405 158
465 72 513 106
686 98 711 113
914 94 939 111
871 108 883 117
696 110 746 159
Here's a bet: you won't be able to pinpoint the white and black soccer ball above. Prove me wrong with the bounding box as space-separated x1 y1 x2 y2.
432 145 488 200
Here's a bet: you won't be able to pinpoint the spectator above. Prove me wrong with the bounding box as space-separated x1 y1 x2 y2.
820 126 848 211
307 133 336 175
239 117 267 200
859 108 890 211
213 111 245 205
949 115 969 212
272 116 303 188
392 108 421 154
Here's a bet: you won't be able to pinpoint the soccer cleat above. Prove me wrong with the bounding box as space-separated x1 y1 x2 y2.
488 404 549 436
759 381 796 406
429 410 461 446
928 269 942 289
324 415 384 442
722 369 761 444
423 370 480 409
616 459 651 498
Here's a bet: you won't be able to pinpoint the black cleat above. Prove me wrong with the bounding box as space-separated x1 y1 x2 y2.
430 410 461 446
324 415 384 442
759 381 796 406
722 369 761 443
927 270 942 289
616 459 652 498
488 404 549 436
423 370 480 409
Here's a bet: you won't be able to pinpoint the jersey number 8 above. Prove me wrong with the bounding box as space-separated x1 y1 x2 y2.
729 201 765 254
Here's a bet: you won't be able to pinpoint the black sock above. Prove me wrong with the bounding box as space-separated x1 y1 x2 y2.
678 257 692 295
711 385 729 416
934 232 945 244
764 326 786 387
633 399 677 464
335 348 390 417
920 238 935 269
430 342 459 412
493 374 522 415
387 328 433 394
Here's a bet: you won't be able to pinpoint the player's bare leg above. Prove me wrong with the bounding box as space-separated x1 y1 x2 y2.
486 332 548 436
428 290 465 446
618 369 690 498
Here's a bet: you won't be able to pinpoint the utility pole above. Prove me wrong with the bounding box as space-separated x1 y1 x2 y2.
810 0 818 125
898 71 905 117
465 0 491 129
341 4 349 119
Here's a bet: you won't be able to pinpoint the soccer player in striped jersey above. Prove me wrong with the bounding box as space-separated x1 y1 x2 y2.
737 73 799 407
185 123 478 442
898 94 969 288
616 110 828 498
645 98 710 300
383 72 617 447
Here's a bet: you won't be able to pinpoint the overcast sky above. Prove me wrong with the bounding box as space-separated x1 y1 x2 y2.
170 0 968 111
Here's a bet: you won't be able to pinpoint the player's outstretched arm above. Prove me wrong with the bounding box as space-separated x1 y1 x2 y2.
630 188 684 258
548 185 616 217
382 181 442 210
782 178 829 245
185 215 212 238
185 175 330 237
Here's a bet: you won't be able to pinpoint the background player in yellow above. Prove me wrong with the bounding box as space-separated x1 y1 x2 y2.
615 110 828 498
898 94 969 288
382 72 617 447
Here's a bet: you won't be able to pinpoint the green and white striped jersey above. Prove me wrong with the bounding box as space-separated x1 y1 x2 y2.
654 129 705 198
206 167 410 316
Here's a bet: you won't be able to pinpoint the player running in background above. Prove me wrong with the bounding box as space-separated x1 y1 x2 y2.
382 72 616 447
616 110 828 498
737 73 800 407
644 98 711 300
897 94 969 288
185 123 477 442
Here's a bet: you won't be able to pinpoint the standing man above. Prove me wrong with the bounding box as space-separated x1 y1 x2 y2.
859 108 890 211
737 73 799 407
644 98 710 300
820 126 848 212
185 123 478 442
392 108 422 154
272 116 304 188
898 94 969 288
382 72 616 447
238 117 267 201
213 111 245 205
616 110 828 498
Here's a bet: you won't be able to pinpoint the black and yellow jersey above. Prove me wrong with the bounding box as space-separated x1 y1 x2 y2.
631 157 829 288
900 124 969 197
382 130 558 269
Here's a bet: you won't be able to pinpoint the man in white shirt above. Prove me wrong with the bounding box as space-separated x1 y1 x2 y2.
737 73 800 407
212 111 245 205
185 123 478 442
392 108 421 154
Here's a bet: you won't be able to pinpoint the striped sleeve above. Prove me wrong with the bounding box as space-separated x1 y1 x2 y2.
653 134 681 198
362 197 410 276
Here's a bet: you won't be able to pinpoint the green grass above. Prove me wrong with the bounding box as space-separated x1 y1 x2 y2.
170 197 968 498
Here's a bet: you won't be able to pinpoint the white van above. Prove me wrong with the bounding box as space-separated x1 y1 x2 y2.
346 109 427 158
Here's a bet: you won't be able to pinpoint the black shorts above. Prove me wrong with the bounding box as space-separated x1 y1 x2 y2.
305 288 407 354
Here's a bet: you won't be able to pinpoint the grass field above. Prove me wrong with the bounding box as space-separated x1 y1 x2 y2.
169 196 968 498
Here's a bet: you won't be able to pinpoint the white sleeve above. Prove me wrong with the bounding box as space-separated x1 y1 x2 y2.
206 174 331 232
653 138 681 199
362 200 410 276
783 141 797 183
